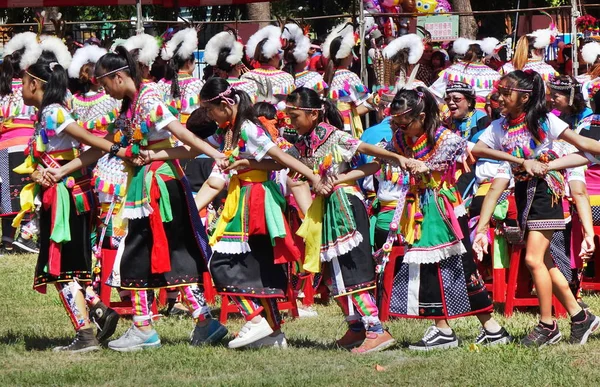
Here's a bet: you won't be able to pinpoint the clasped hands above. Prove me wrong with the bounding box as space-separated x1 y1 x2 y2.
522 159 548 177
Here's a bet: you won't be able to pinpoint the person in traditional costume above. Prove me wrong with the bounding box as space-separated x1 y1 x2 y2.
367 87 510 351
500 24 559 82
68 45 121 140
204 30 258 97
48 46 229 351
198 78 323 349
430 37 501 111
157 28 203 126
281 23 327 95
17 36 129 352
0 32 40 253
285 87 404 354
323 23 374 138
123 33 160 85
380 33 427 92
473 70 600 347
241 25 296 105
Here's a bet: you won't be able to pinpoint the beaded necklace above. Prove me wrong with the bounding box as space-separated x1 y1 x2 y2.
450 110 476 140
500 112 545 159
214 119 247 163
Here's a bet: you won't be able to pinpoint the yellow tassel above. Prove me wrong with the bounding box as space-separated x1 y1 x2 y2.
114 131 122 143
56 109 65 125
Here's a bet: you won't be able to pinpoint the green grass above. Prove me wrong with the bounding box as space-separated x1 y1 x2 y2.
2 254 600 386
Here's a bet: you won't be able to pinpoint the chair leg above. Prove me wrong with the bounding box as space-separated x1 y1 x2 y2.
504 247 522 317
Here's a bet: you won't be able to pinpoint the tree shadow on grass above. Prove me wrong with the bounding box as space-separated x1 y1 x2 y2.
287 337 337 351
0 331 73 351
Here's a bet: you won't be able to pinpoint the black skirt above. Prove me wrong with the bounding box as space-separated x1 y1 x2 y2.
0 148 28 215
324 194 377 297
118 178 209 289
210 234 288 298
34 189 93 289
515 178 565 232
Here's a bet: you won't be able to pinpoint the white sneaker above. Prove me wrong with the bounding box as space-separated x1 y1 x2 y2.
228 318 273 349
246 332 288 349
298 306 318 318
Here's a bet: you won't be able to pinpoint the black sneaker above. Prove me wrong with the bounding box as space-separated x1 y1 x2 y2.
568 310 600 345
13 236 39 254
190 318 228 346
408 326 459 351
520 322 562 347
578 300 590 311
475 327 513 346
52 327 101 353
90 301 120 342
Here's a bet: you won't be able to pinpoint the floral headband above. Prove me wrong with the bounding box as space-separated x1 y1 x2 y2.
204 86 236 105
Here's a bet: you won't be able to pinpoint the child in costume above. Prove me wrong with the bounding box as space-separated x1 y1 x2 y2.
281 23 327 95
157 28 204 126
123 33 160 85
50 46 229 352
285 87 403 354
323 23 375 138
0 32 40 253
204 30 258 97
473 70 600 347
241 25 296 105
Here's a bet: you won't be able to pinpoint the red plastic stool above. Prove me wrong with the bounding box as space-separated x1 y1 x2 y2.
487 228 508 303
99 248 158 316
581 229 600 292
504 246 567 318
378 246 404 322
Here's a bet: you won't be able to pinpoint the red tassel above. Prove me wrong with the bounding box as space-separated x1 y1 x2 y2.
42 186 62 277
156 105 163 118
148 173 171 274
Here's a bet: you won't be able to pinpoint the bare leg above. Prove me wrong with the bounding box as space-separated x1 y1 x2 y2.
524 230 554 325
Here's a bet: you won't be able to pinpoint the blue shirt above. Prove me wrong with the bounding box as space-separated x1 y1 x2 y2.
358 117 393 166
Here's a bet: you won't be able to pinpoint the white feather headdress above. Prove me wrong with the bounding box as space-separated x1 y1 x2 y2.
35 36 72 69
161 28 198 61
204 31 244 67
3 31 41 70
382 34 424 64
454 37 499 57
323 23 356 60
582 42 600 65
246 25 282 60
68 45 107 78
123 34 159 67
528 27 558 50
281 23 311 63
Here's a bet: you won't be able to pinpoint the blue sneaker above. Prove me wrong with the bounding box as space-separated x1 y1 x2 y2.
190 318 228 346
108 325 161 352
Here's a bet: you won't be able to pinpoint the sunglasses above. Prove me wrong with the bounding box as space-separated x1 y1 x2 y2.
444 96 465 104
391 117 416 131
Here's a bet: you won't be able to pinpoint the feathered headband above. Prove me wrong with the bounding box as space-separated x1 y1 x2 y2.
20 35 72 71
453 37 500 57
281 23 311 63
323 22 356 60
3 31 41 70
528 13 558 50
582 42 600 65
382 34 424 64
548 77 581 106
161 28 198 61
123 33 160 67
68 45 107 78
204 31 244 67
246 25 282 60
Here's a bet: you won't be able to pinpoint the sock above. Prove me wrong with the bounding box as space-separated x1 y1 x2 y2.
367 322 384 334
438 327 453 335
483 319 502 334
349 321 364 332
571 309 586 323
540 320 555 329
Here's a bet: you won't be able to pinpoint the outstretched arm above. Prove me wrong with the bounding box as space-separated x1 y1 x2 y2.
547 152 589 170
357 142 408 168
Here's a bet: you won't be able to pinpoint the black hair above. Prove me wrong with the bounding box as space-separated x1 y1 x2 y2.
78 62 95 93
463 43 484 63
165 43 195 99
186 106 218 139
216 48 236 73
254 102 277 120
390 86 441 147
150 57 167 83
286 87 344 130
26 52 69 115
254 38 273 65
95 45 141 115
501 70 548 142
551 75 586 115
200 77 259 146
431 51 446 67
323 36 344 89
0 48 25 96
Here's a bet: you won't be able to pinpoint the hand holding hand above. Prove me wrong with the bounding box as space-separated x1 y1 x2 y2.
523 159 547 177
224 159 250 172
407 159 429 174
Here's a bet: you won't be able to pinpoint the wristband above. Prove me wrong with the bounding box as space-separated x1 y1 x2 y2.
109 143 121 157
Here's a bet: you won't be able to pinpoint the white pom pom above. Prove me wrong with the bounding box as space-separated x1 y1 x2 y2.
161 28 198 61
123 34 159 66
453 38 474 56
68 45 107 78
582 42 600 65
39 36 72 69
246 25 282 60
281 24 310 63
480 37 500 56
382 34 424 64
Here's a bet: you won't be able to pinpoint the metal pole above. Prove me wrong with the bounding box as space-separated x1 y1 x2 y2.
358 0 369 128
571 0 580 78
513 0 521 53
136 0 144 35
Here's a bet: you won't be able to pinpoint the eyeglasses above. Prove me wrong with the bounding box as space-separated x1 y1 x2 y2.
444 96 465 104
391 117 415 131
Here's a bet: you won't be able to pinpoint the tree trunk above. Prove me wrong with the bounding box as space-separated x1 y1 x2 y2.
247 2 271 28
452 0 477 39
